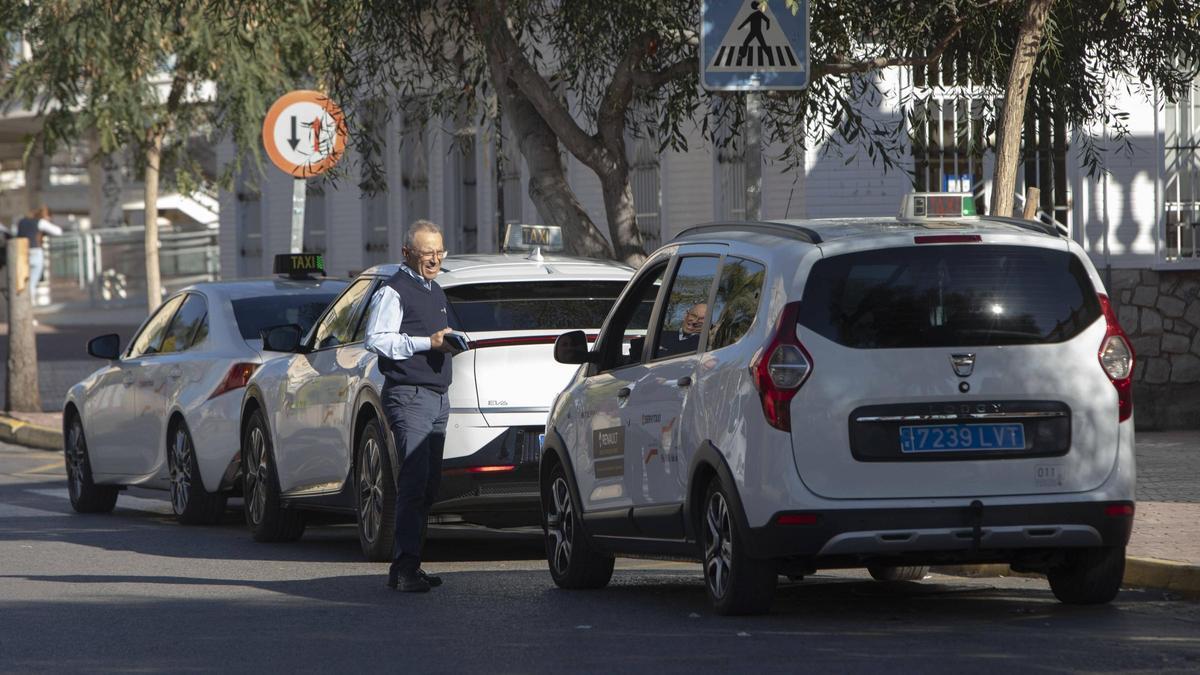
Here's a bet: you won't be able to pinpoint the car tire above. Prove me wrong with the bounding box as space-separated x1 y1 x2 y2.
868 565 929 582
169 421 227 525
542 462 614 589
242 409 305 543
1047 546 1125 605
64 414 119 514
701 480 776 616
355 417 396 562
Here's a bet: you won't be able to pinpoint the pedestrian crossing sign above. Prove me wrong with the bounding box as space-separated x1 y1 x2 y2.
701 0 809 91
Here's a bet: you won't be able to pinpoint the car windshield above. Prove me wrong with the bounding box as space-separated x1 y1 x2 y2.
445 281 627 332
799 244 1101 348
231 292 341 341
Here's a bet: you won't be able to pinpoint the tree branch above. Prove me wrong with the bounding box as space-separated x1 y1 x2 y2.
813 17 969 78
470 0 603 167
631 58 695 90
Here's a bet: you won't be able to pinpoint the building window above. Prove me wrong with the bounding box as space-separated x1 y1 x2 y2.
400 110 430 227
362 100 390 267
303 183 327 255
713 104 745 220
454 123 479 253
1165 75 1200 261
498 118 522 228
236 164 262 277
627 123 662 252
911 97 986 201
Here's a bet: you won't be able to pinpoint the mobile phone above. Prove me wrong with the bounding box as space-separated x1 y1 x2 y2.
444 332 469 354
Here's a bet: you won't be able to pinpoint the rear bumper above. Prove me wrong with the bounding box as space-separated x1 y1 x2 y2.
433 425 542 528
743 500 1135 565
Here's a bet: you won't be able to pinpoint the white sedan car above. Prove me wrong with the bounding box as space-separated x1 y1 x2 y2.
63 269 348 524
239 253 633 560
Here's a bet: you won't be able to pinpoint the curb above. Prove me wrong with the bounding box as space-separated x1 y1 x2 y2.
935 557 1200 598
0 414 61 451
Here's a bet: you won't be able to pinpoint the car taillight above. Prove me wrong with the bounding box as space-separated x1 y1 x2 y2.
208 362 258 401
1096 294 1134 422
749 301 811 432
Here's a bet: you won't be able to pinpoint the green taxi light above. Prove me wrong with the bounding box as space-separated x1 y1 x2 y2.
961 195 978 216
273 253 325 278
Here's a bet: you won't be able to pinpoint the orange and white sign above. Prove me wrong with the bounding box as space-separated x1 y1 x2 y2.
262 90 348 178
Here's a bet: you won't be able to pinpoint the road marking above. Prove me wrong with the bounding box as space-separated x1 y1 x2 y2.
17 460 64 475
0 502 63 518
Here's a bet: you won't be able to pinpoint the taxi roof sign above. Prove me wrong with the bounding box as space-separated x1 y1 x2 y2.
900 193 979 220
502 224 564 253
274 253 326 279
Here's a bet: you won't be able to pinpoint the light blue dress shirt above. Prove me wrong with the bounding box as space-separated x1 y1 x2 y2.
364 264 435 361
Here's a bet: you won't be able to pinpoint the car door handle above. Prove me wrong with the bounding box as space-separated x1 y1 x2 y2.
617 387 631 398
676 376 692 387
168 367 182 379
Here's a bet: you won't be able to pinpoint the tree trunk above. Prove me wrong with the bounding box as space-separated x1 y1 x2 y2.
144 134 163 314
6 238 41 412
990 0 1055 217
600 168 646 267
24 139 45 213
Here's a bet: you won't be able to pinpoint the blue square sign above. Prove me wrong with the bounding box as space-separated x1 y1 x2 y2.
701 0 810 91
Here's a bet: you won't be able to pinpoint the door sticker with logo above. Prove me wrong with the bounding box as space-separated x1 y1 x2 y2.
593 426 625 478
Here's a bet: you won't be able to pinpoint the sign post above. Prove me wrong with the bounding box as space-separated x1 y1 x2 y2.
261 90 349 254
701 1 809 220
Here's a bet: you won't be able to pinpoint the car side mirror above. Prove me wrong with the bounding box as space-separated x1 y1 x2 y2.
554 330 595 365
262 324 303 353
87 333 121 360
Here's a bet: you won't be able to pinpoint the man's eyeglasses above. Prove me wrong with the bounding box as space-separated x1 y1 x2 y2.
411 249 448 260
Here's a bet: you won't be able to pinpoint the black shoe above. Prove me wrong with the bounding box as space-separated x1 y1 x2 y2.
418 569 442 587
392 571 431 593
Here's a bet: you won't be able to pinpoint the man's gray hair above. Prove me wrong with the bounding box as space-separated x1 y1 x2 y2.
405 219 443 248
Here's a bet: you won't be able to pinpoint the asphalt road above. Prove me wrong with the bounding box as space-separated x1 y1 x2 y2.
2 441 1198 674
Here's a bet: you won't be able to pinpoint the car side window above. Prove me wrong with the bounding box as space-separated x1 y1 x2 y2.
352 280 381 343
159 294 209 354
313 278 373 350
127 295 186 358
596 261 668 372
708 257 766 350
651 256 720 359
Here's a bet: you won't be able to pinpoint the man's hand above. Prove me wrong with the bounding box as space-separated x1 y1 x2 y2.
430 327 455 353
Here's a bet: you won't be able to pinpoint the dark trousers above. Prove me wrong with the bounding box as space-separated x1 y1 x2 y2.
383 383 449 576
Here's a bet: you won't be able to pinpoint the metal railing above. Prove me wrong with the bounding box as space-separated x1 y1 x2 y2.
43 227 219 307
1165 202 1200 262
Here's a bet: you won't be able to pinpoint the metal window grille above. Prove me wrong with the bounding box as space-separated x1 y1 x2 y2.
362 100 390 267
627 124 662 252
1018 94 1071 231
303 183 327 255
911 97 987 209
1165 76 1200 261
236 165 262 277
400 111 430 225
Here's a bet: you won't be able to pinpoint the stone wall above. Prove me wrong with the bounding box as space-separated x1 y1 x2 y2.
1109 269 1200 430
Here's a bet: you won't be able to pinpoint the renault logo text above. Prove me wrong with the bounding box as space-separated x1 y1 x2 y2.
951 353 976 378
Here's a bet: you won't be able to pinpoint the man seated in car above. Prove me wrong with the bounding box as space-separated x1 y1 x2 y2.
657 302 707 357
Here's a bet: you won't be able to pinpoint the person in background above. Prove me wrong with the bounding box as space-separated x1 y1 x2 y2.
15 205 63 292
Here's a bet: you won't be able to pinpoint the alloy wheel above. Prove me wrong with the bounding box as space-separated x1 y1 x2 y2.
547 476 574 576
358 437 384 544
245 426 268 526
704 490 733 600
169 429 193 515
65 422 86 502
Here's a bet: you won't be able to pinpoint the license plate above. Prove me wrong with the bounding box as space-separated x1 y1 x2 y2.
899 423 1025 453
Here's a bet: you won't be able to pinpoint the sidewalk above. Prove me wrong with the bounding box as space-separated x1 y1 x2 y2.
2 411 1197 597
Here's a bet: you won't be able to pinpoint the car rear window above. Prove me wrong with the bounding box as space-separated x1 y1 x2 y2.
798 245 1101 348
231 292 341 341
445 281 626 332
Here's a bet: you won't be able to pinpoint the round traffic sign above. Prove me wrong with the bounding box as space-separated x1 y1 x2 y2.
262 90 348 177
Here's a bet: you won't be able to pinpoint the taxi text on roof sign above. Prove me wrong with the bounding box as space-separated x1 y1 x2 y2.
899 193 979 220
502 224 564 253
273 253 325 278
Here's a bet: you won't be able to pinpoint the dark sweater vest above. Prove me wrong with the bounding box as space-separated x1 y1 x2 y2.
378 270 452 392
16 218 44 248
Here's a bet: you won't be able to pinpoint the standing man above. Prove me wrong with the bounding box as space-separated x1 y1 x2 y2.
16 205 63 298
364 219 455 593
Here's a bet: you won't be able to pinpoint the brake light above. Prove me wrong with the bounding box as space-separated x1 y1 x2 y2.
1104 503 1134 518
776 513 819 526
749 301 811 432
1096 294 1134 422
914 234 982 244
208 362 258 401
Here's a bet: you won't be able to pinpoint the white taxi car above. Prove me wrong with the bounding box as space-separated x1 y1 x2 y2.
238 253 634 561
63 255 348 524
544 194 1136 614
